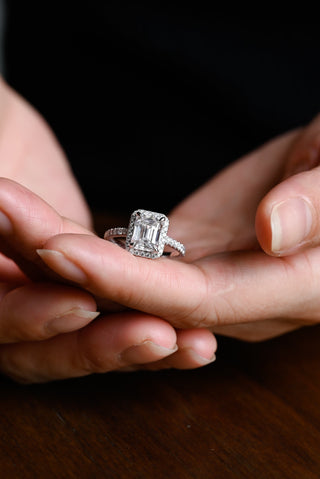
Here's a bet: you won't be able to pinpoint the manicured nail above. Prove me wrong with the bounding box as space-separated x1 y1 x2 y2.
0 210 13 234
37 249 87 283
120 341 178 364
271 197 313 253
47 308 100 334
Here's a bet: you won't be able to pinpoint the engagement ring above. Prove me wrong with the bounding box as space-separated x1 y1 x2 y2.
104 209 185 259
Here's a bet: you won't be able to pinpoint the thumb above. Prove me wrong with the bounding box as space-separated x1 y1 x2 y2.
256 114 320 256
256 168 320 256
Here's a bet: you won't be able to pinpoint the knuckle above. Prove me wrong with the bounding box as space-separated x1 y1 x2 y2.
170 265 214 329
1 318 49 343
0 295 53 343
76 332 115 374
0 348 35 384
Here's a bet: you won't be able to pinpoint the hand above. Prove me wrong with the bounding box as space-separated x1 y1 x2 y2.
0 79 216 382
0 179 217 382
35 115 320 342
0 77 216 382
0 77 91 227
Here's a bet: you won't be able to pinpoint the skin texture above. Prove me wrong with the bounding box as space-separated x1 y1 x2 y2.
0 78 92 227
0 78 216 382
35 117 320 343
1 77 320 382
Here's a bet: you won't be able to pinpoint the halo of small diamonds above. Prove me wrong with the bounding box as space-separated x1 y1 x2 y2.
125 209 169 259
104 209 185 259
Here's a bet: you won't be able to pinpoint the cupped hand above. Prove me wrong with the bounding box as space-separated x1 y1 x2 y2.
0 179 216 383
0 79 217 382
36 114 320 342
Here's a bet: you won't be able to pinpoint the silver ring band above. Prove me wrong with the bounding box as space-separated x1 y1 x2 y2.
104 209 185 259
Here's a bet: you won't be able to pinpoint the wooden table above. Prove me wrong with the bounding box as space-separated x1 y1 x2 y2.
1 323 320 479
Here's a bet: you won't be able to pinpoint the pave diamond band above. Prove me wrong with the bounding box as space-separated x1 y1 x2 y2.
104 227 185 258
104 209 185 259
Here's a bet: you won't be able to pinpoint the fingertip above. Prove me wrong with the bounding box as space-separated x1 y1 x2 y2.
114 312 178 351
0 282 98 343
256 174 317 256
119 341 178 365
0 178 61 241
176 328 217 361
154 329 217 370
75 312 179 374
78 311 178 365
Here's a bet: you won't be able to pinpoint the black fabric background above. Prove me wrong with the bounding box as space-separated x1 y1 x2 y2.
3 3 320 214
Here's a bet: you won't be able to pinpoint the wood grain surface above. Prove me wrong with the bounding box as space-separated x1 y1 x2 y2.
0 214 319 478
1 325 320 479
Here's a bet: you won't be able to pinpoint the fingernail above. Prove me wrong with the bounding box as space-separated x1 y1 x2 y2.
37 249 87 283
271 197 313 253
47 308 100 334
120 341 178 364
182 348 217 366
0 210 13 234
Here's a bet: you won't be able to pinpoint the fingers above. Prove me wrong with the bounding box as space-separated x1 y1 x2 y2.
0 177 93 279
283 113 320 178
256 169 320 255
131 328 217 371
0 312 217 383
172 328 217 369
169 129 299 258
36 234 207 327
0 312 179 382
0 253 26 283
0 178 120 311
256 114 320 256
36 232 320 330
0 282 98 343
0 177 217 380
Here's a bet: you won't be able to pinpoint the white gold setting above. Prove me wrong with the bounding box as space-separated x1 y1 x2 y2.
104 209 185 259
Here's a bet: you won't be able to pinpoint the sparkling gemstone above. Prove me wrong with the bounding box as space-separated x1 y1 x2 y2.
126 210 169 258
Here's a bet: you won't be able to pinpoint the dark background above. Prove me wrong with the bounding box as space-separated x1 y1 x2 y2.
2 8 320 476
4 3 320 215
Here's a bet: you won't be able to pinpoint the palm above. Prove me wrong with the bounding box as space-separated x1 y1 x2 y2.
36 126 318 343
0 78 91 229
166 129 318 340
170 131 296 258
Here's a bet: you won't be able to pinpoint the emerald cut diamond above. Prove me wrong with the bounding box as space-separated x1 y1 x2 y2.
126 209 169 258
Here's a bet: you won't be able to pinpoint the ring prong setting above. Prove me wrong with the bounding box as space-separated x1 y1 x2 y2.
104 209 185 258
126 209 169 259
